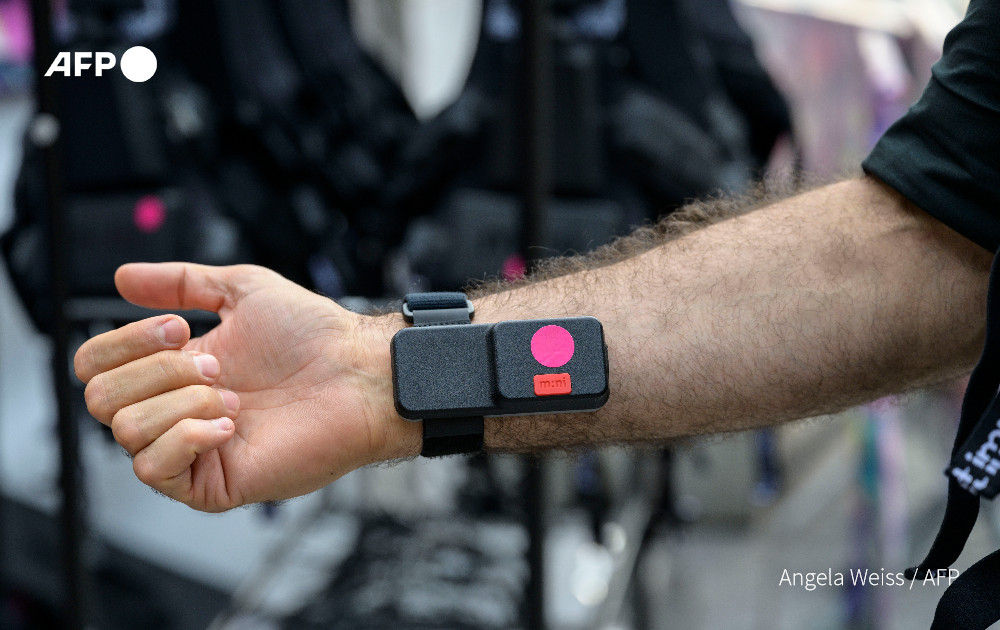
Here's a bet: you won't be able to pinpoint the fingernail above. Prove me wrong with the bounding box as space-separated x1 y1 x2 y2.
219 390 240 412
193 354 220 379
213 417 234 432
158 319 185 346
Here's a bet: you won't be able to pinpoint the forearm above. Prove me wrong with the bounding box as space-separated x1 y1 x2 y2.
373 176 992 457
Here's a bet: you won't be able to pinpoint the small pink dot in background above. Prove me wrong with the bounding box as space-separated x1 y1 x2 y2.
133 195 167 234
531 325 575 368
501 253 527 281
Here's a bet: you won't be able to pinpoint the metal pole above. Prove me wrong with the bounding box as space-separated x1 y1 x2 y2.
29 2 87 628
520 0 551 260
520 1 552 629
523 460 546 630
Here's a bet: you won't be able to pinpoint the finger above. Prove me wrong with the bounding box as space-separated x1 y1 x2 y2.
112 385 240 455
132 417 235 500
74 315 190 384
115 262 263 315
85 350 221 424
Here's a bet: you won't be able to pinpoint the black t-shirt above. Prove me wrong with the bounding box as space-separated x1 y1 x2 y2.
862 0 1000 252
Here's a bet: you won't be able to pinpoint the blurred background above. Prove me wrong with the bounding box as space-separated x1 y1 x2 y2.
0 0 991 628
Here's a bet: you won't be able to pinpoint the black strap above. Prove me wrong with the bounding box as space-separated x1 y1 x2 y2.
421 416 485 458
911 250 1000 628
931 548 1000 629
403 292 484 457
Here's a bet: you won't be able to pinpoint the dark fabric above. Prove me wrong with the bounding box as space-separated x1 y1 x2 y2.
421 417 485 458
862 0 1000 252
931 548 1000 629
948 390 1000 497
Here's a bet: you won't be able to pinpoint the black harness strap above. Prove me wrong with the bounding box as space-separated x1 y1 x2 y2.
931 548 1000 629
914 250 1000 628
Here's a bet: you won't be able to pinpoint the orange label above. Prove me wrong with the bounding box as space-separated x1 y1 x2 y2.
533 373 572 396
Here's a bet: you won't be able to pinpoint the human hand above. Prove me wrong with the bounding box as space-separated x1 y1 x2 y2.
74 263 417 512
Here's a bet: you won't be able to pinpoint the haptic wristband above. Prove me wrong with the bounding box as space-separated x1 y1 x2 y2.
391 292 610 457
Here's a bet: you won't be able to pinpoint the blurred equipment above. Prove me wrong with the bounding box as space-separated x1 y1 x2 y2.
2 0 794 311
178 0 420 294
2 0 424 331
395 0 792 291
283 515 528 630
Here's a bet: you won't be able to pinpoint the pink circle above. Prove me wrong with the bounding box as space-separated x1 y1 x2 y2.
531 325 575 368
133 195 167 234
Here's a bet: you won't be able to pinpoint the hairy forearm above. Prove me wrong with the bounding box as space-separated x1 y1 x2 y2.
475 176 991 449
373 176 992 457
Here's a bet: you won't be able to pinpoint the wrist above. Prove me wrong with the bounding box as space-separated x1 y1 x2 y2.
350 312 422 462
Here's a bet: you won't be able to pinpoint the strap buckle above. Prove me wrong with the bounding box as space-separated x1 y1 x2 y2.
402 292 475 326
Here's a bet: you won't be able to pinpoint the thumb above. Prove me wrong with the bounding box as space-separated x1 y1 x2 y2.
115 262 241 314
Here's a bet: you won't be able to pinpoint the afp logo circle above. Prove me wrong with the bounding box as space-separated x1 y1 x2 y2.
44 46 158 83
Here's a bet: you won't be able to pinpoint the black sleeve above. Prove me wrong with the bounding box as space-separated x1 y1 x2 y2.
862 0 1000 252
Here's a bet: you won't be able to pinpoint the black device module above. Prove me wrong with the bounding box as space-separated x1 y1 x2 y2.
391 316 609 420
